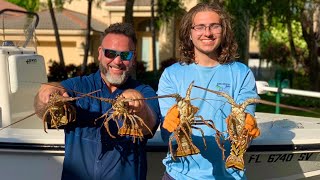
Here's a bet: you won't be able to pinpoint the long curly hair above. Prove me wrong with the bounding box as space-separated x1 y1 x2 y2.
178 2 238 65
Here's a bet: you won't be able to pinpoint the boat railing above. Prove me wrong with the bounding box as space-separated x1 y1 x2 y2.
256 81 320 98
256 81 320 114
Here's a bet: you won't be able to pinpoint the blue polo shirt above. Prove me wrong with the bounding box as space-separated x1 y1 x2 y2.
60 70 160 180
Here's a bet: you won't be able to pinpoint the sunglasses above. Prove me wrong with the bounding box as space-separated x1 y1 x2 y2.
102 48 134 61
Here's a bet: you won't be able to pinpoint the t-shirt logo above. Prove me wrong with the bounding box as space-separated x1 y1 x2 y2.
216 83 230 94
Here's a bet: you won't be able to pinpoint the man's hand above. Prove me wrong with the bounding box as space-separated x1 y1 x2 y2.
121 89 156 135
162 105 180 132
34 83 68 118
121 89 145 114
244 113 260 138
37 83 68 104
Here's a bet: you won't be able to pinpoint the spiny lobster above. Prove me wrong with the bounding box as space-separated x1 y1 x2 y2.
0 84 99 133
193 85 319 170
80 93 153 143
38 86 100 133
157 81 225 160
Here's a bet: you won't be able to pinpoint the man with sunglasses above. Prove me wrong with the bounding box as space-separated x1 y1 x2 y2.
34 23 161 180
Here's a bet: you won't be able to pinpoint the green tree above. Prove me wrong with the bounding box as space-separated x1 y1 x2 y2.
203 0 320 90
6 0 40 12
300 0 320 91
157 0 185 59
250 0 320 91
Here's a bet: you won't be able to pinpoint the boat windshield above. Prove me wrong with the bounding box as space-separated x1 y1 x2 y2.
0 9 39 49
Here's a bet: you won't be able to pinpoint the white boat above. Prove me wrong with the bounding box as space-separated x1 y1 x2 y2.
1 112 320 180
1 9 320 180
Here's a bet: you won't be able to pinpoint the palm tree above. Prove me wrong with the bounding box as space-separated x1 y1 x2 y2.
81 0 93 74
6 0 39 12
48 0 65 70
151 0 156 70
124 0 135 24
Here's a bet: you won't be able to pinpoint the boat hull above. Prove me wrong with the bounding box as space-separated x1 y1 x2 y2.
0 112 320 180
1 144 319 180
245 150 320 179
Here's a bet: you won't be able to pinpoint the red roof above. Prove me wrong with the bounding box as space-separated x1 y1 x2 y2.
0 0 26 11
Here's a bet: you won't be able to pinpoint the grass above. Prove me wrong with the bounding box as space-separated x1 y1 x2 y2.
256 94 320 118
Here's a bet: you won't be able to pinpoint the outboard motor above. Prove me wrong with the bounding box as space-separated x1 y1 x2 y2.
0 9 47 129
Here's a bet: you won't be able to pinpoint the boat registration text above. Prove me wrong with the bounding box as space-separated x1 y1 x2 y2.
246 153 319 163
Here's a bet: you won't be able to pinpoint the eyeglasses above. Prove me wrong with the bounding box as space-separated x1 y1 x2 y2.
102 48 134 61
191 23 222 34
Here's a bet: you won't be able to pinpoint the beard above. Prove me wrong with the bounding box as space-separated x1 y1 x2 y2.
99 63 130 86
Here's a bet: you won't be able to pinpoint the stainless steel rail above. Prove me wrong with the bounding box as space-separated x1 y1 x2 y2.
256 81 320 98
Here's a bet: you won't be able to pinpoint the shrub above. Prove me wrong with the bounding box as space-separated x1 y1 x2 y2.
47 60 98 81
